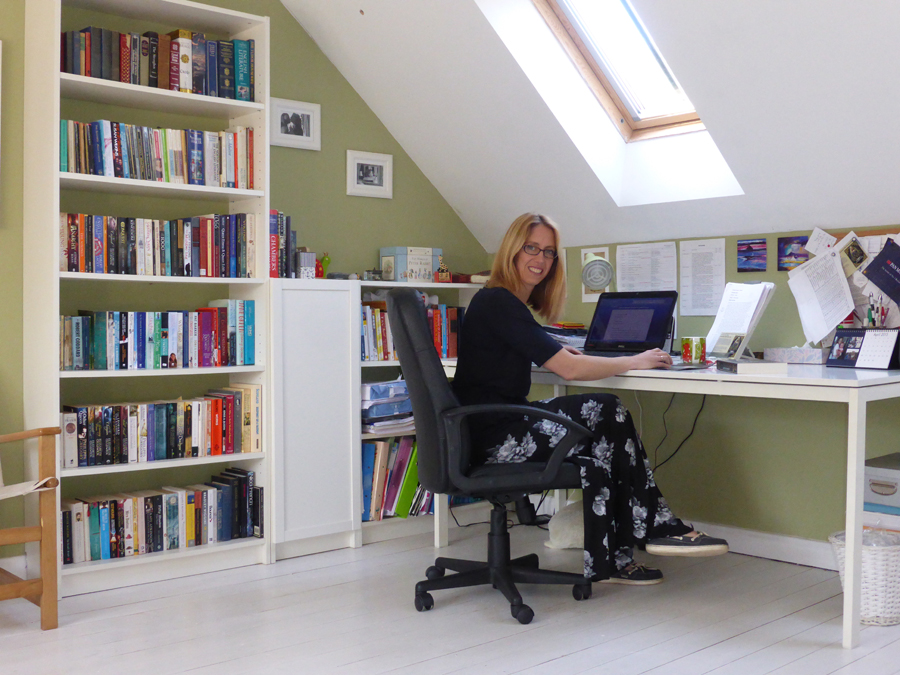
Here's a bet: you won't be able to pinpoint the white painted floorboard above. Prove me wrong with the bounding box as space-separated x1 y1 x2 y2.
3 524 900 674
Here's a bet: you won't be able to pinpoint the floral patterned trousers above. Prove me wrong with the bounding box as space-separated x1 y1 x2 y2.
482 393 692 581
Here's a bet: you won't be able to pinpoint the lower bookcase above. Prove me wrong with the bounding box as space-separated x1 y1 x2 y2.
62 538 267 597
271 279 483 560
58 449 269 596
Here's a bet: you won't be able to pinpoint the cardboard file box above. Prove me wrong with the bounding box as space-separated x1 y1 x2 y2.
866 453 900 509
380 247 442 282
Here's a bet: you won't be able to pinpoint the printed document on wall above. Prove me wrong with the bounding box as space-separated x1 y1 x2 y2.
616 242 677 292
680 239 725 316
787 249 854 344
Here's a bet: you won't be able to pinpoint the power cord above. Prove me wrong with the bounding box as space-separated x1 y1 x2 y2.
652 393 677 469
655 394 707 470
635 391 644 437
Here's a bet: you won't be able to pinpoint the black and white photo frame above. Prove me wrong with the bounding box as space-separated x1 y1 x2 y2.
270 97 321 150
346 150 393 199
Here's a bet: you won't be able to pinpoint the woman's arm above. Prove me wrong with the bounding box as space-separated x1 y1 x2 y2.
543 346 672 381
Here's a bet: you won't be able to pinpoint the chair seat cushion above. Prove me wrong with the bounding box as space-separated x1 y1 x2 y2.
463 460 582 495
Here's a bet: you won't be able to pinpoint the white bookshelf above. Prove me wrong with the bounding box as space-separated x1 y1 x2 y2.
24 0 272 596
59 272 265 284
60 71 265 116
60 173 265 199
270 279 481 560
61 452 264 477
59 365 265 379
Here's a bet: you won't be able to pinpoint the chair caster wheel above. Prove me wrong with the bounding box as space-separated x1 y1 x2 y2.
573 583 592 601
426 565 445 580
415 592 434 612
511 603 534 624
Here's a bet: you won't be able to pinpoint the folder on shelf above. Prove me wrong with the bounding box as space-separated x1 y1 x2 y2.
361 443 376 522
392 443 419 519
383 437 414 517
370 440 392 521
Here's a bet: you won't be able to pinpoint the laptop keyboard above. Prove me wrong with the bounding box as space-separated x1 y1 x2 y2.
583 350 636 358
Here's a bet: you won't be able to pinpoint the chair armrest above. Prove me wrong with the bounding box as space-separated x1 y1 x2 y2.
0 427 60 446
441 404 591 493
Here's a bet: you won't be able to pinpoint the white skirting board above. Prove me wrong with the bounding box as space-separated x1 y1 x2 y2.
548 492 837 571
690 520 837 571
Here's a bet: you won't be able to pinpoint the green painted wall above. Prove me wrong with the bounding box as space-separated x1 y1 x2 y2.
0 2 27 535
206 0 489 277
532 229 900 542
0 0 487 550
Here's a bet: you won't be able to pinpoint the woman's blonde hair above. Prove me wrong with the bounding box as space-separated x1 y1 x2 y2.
487 213 567 322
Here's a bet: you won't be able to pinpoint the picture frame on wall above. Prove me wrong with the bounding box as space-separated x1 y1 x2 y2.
270 97 321 150
347 150 393 199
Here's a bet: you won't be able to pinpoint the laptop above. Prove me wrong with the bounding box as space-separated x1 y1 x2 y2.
582 291 678 358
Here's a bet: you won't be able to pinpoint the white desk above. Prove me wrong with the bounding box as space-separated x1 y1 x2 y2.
531 364 900 649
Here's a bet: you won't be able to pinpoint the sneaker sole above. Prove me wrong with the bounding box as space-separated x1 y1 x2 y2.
645 543 729 557
600 577 664 586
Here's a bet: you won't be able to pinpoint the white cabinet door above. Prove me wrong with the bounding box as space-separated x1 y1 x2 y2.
274 281 358 543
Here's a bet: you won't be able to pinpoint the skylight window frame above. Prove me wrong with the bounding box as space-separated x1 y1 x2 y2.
532 0 704 142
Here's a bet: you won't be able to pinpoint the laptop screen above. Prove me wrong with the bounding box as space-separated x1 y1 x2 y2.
584 291 678 353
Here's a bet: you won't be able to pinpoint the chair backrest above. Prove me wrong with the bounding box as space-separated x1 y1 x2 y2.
387 288 462 495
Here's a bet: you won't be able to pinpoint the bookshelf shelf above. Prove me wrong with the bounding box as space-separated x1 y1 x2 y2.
25 0 272 596
60 173 265 200
61 452 264 477
61 536 264 576
361 281 483 290
60 73 265 118
59 272 265 284
361 359 457 368
361 431 415 441
59 365 265 379
66 0 264 35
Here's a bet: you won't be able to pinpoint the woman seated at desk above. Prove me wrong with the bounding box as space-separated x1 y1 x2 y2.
452 213 728 584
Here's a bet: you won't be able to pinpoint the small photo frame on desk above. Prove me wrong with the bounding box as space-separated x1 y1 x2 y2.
826 328 900 369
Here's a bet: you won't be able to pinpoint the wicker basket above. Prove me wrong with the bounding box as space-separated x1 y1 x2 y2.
830 532 900 626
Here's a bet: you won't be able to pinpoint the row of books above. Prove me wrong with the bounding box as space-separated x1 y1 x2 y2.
60 469 263 565
60 301 255 371
60 383 260 468
61 27 255 101
59 212 257 279
360 302 464 362
267 210 316 279
362 436 433 521
61 119 254 190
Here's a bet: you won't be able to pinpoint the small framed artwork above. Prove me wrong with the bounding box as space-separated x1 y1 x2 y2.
347 150 392 199
737 238 767 272
777 236 809 271
381 255 396 281
270 98 321 150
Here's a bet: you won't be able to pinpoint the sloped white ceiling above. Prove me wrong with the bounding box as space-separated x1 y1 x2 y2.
280 0 900 252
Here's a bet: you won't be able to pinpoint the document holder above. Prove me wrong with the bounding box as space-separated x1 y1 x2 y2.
826 328 900 369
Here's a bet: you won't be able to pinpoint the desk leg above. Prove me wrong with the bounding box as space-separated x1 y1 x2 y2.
843 391 865 649
435 494 449 548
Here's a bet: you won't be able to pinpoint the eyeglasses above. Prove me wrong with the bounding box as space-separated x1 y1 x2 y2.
522 243 558 260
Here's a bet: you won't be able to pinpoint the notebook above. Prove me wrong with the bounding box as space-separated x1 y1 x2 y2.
582 291 678 357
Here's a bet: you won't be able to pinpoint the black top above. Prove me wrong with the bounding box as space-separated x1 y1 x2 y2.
453 287 562 449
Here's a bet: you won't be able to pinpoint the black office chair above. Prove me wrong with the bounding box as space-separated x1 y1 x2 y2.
387 288 594 624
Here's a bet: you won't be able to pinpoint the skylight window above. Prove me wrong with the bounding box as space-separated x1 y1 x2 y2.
534 0 703 141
